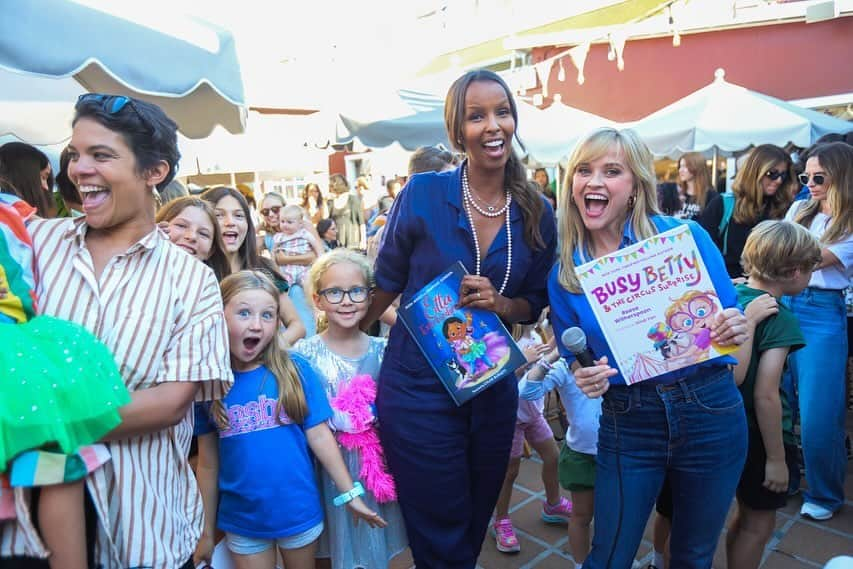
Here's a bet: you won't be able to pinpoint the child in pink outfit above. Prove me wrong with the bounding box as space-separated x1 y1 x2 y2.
272 204 324 286
492 322 572 554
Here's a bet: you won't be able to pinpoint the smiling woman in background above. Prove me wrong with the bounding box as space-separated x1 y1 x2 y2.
784 142 853 522
201 186 306 346
156 196 230 280
699 144 796 279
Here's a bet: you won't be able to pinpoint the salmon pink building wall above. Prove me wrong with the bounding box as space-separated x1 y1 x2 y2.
530 18 853 121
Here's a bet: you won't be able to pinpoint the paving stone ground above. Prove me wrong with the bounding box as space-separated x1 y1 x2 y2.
388 411 853 569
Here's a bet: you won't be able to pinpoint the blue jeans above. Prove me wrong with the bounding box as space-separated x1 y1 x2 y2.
584 367 747 569
787 288 848 511
289 283 316 337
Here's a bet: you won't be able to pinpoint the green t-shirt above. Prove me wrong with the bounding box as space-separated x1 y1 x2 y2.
735 284 805 444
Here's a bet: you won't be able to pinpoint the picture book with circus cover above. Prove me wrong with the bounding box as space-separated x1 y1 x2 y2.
397 261 527 406
574 224 737 385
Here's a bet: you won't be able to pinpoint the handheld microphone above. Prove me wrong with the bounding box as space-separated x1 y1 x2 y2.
561 327 597 368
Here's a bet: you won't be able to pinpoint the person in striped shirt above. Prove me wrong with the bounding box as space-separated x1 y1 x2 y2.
0 94 233 569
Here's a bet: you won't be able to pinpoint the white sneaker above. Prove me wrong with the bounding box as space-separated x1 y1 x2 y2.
800 501 833 521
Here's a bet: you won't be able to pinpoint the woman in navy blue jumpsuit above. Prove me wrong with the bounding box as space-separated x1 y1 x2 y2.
361 69 557 568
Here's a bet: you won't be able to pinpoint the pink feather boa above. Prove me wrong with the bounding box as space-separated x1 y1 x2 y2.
330 374 397 503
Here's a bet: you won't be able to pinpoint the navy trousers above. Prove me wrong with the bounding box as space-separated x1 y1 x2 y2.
377 365 517 569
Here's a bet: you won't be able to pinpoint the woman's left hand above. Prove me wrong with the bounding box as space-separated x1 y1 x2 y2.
710 308 749 346
458 275 507 315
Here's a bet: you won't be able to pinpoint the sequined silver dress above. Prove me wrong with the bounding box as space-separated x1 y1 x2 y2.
292 335 407 569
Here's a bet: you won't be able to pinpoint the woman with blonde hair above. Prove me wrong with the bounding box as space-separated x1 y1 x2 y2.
699 144 796 278
784 141 853 521
675 152 716 220
550 127 748 568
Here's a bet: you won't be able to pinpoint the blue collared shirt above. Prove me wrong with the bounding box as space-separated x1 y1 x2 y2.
375 165 557 378
548 215 739 385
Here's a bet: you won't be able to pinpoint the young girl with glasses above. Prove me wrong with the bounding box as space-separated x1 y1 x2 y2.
193 270 385 569
292 249 407 569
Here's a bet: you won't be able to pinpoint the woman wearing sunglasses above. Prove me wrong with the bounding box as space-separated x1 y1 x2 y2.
784 141 853 521
699 144 797 279
258 191 286 255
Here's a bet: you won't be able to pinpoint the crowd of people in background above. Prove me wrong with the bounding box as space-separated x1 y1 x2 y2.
0 71 850 569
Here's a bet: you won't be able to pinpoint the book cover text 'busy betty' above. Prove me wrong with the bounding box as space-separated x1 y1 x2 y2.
575 224 736 384
398 261 526 406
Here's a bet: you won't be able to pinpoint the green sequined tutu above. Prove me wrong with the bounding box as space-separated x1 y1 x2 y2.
0 316 130 471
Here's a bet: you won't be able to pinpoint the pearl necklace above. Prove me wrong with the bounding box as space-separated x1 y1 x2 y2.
461 164 512 295
462 166 509 218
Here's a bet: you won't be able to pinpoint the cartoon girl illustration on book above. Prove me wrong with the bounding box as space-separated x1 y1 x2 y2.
442 312 508 387
663 290 723 360
632 291 725 382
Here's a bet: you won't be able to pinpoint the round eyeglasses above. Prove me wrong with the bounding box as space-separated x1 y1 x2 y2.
317 286 370 304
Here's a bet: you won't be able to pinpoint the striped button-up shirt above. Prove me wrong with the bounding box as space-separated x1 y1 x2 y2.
0 218 233 568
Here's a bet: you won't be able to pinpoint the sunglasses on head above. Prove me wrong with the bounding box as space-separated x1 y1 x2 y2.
764 170 788 182
76 93 151 131
260 205 282 217
798 173 826 186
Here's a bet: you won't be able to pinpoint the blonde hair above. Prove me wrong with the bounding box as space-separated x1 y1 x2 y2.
557 128 661 293
731 144 795 224
793 142 853 245
216 270 307 428
306 249 374 333
678 152 712 210
741 220 821 282
281 204 304 221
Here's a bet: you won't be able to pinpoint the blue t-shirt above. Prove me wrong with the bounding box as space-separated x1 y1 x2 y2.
375 165 557 381
548 215 740 385
195 354 332 538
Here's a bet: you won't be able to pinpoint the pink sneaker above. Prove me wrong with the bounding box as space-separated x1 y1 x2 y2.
541 496 573 524
492 517 520 553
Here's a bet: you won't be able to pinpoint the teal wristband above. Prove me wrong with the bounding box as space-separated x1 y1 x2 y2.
333 481 365 507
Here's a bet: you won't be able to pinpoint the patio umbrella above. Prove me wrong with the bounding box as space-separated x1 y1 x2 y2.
629 69 853 158
0 0 246 144
516 100 616 165
336 89 449 151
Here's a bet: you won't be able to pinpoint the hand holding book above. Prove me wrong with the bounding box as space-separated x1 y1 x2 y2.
458 273 508 315
709 308 749 346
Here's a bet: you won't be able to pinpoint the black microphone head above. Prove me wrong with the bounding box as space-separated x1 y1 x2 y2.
561 327 588 355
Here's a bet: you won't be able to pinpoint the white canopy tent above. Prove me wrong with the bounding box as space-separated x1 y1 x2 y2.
628 69 853 159
516 100 616 166
0 0 247 145
177 111 332 179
